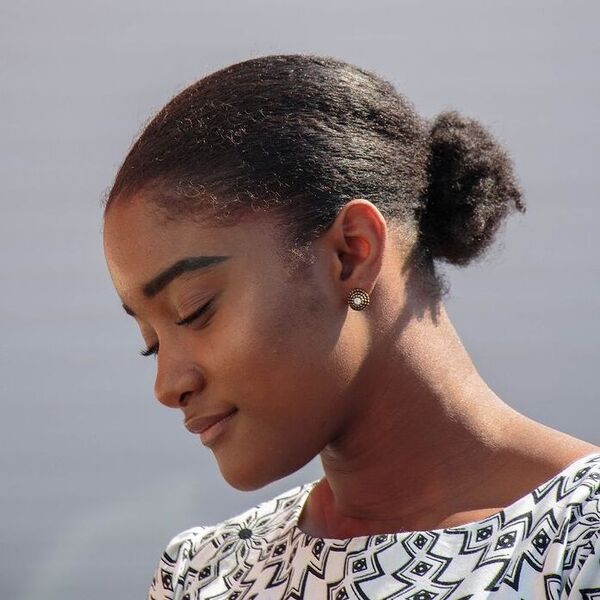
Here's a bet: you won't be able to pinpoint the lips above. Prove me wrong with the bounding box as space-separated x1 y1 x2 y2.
185 409 238 434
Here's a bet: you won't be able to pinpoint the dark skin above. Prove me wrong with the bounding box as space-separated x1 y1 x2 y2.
103 195 599 539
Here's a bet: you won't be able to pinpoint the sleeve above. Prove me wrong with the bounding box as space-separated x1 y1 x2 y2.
566 531 600 598
146 527 206 600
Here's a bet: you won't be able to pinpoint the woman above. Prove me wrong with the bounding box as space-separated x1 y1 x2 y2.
102 54 600 599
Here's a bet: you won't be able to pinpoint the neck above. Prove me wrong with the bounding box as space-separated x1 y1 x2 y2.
311 302 523 536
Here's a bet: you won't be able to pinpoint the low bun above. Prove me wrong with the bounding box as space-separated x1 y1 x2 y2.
418 110 526 266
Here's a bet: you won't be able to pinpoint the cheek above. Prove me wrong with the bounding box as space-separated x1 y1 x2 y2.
217 282 331 408
252 293 353 429
209 289 362 488
252 283 327 375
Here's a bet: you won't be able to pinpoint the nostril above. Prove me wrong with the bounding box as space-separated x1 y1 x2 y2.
179 392 192 406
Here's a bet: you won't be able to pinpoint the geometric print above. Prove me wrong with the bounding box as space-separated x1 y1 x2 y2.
148 452 600 599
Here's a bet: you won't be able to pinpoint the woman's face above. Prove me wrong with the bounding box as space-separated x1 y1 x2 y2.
103 196 364 490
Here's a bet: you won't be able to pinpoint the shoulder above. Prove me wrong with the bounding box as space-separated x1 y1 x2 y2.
146 480 315 600
147 525 214 600
563 452 600 535
556 453 600 596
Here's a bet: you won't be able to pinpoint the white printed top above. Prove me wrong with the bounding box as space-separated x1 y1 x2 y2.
148 452 600 599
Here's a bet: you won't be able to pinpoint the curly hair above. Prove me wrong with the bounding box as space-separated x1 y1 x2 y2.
103 54 525 300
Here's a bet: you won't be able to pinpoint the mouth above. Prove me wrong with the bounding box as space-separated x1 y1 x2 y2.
185 408 238 435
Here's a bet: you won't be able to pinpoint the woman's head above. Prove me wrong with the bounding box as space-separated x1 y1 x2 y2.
104 194 397 490
103 54 525 297
102 54 525 490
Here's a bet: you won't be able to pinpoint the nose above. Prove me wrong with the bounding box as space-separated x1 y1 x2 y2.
154 344 205 409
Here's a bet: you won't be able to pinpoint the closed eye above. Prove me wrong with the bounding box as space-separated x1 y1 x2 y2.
139 299 214 358
174 299 213 326
139 343 159 358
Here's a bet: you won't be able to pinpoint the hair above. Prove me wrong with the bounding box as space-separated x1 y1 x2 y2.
102 53 525 300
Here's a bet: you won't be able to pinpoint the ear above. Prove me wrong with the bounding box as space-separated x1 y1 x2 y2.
321 199 387 294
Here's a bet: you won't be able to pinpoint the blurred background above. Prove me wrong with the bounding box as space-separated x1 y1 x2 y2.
1 1 598 597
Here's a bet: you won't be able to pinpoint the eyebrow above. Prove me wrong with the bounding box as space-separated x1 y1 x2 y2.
122 255 230 317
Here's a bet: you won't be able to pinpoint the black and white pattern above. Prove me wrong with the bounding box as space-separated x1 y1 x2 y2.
148 453 600 599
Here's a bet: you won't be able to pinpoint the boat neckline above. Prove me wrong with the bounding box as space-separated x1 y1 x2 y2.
289 451 600 543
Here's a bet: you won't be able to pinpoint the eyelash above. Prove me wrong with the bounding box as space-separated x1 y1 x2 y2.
139 300 213 358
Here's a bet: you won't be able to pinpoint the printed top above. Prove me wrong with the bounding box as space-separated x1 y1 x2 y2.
148 452 600 599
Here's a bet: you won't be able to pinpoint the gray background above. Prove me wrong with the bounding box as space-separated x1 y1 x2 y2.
1 1 598 598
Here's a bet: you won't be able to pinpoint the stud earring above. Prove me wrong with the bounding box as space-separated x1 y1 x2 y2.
347 288 370 311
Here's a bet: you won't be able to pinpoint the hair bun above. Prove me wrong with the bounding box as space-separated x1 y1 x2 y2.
418 110 526 266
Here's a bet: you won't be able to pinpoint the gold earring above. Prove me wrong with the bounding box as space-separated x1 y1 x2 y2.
347 288 370 311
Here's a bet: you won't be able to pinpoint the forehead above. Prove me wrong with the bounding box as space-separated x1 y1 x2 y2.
102 196 285 301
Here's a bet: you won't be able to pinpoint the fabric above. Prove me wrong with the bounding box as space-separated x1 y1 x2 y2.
148 452 600 599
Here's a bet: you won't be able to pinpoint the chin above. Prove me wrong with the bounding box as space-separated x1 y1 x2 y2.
217 449 316 492
219 464 281 492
